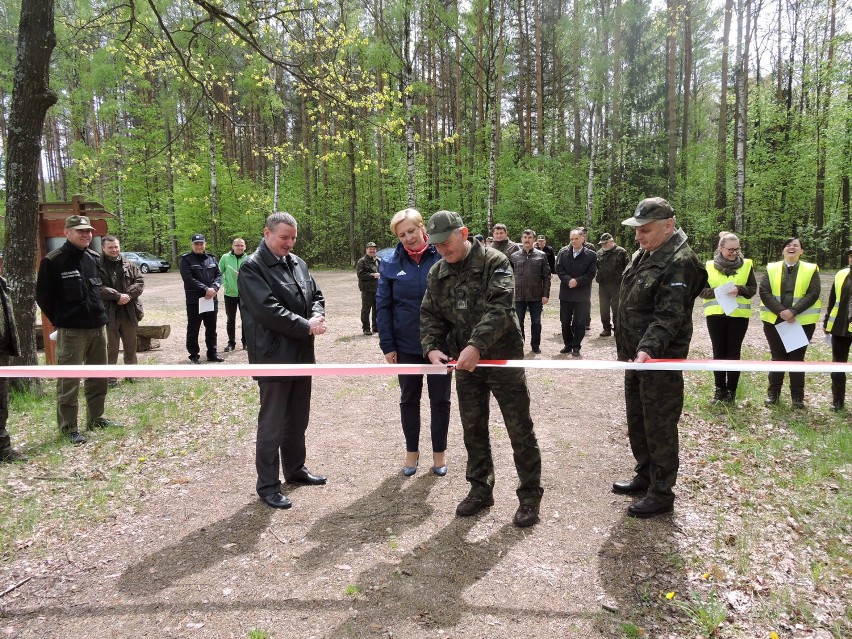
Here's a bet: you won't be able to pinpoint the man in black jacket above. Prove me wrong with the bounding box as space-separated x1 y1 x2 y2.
510 229 551 353
555 228 598 356
179 234 224 363
35 215 123 445
240 212 328 510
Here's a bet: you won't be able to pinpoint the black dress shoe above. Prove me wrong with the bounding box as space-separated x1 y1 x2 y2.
559 346 571 354
207 354 225 362
531 346 541 353
571 348 581 357
288 469 327 485
224 343 236 352
262 492 292 509
612 478 648 495
627 496 673 519
189 355 200 364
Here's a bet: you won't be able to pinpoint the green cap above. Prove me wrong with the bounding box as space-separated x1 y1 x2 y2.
622 197 675 227
426 210 464 244
65 215 95 230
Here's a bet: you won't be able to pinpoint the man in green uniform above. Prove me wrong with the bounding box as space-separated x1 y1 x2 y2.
355 241 380 335
420 211 543 528
613 197 706 518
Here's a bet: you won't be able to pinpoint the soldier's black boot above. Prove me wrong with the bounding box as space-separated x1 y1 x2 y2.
791 390 806 410
724 386 737 404
710 387 729 404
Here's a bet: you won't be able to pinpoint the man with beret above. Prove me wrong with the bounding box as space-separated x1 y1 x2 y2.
355 241 380 335
595 232 629 337
420 210 544 528
179 233 224 364
613 197 706 518
36 215 123 445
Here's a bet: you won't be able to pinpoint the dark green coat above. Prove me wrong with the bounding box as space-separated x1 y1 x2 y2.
355 254 380 293
615 228 706 361
420 241 523 359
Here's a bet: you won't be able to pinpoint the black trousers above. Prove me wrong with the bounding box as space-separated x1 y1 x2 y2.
763 321 816 397
0 377 10 451
706 315 750 392
560 300 590 349
396 351 452 453
186 300 218 358
256 378 312 497
360 291 377 332
224 295 244 347
831 334 852 405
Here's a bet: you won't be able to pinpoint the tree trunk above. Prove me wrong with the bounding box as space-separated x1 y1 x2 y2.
165 113 177 265
208 107 218 248
733 0 751 233
4 0 58 383
665 0 678 197
680 0 692 184
607 0 623 223
814 0 835 234
714 0 733 213
533 0 544 155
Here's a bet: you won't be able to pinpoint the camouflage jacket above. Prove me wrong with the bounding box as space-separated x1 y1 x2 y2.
420 241 523 359
595 244 629 286
0 276 20 358
614 228 706 361
355 254 380 293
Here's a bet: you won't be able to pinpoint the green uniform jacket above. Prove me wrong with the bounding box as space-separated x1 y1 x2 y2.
615 228 706 361
595 244 629 287
420 240 523 359
219 251 248 298
355 254 380 293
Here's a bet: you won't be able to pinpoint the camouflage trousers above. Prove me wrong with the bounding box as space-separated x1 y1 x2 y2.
624 369 682 504
455 366 543 505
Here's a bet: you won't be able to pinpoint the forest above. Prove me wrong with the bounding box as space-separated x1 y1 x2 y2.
1 0 850 270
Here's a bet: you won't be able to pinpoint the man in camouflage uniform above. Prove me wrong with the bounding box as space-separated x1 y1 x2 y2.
355 241 380 335
595 232 629 337
613 198 706 518
420 211 543 528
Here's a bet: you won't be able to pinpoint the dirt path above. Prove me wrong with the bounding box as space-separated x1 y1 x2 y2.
0 269 834 638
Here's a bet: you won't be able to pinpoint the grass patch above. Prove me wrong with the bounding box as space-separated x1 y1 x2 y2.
0 376 258 564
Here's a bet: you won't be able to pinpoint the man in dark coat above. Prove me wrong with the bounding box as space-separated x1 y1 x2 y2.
35 215 122 445
421 211 543 528
510 229 551 353
534 235 556 274
613 197 706 518
355 241 380 335
179 233 224 363
555 228 597 355
240 212 328 510
99 235 144 385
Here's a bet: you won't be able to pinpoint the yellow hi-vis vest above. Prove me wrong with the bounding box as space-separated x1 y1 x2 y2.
759 261 822 324
704 259 754 317
825 267 850 333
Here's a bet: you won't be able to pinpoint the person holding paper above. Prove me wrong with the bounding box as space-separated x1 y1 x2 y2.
179 233 224 364
699 232 756 404
823 246 852 412
759 237 821 409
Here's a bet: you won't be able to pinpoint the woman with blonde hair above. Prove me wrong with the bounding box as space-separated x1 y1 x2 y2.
376 208 452 476
698 232 756 403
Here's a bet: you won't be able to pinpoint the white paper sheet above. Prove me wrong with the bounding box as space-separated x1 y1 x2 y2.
824 332 833 347
198 296 215 314
713 281 739 316
775 320 809 353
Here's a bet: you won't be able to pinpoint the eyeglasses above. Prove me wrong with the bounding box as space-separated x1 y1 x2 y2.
722 247 740 254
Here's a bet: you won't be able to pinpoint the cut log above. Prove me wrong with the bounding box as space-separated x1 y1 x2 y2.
137 324 171 340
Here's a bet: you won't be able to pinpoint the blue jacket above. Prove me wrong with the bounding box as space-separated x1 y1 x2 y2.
376 242 442 356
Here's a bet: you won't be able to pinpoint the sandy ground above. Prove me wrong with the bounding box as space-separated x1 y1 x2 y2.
0 267 837 638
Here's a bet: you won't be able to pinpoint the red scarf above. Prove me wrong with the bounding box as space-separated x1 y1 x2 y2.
404 235 430 264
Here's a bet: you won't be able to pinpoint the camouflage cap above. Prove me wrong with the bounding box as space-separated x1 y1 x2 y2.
622 197 675 227
426 210 464 244
366 241 377 248
598 233 613 244
65 215 95 230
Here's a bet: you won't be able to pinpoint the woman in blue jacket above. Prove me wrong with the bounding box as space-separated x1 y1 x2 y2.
376 208 452 476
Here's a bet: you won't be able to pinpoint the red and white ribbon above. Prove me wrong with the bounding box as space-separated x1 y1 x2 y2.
1 358 850 378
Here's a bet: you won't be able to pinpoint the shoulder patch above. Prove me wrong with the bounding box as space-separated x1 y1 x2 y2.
494 267 513 276
44 247 63 260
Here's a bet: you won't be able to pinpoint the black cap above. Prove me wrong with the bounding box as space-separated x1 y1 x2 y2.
598 233 613 244
191 233 206 243
622 197 675 227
